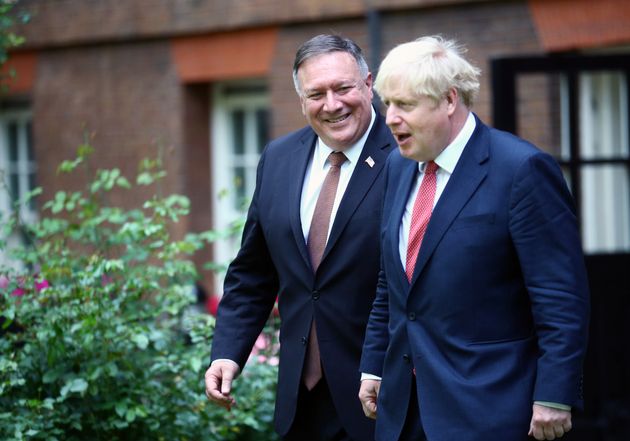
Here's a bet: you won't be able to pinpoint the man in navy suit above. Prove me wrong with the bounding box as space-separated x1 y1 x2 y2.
205 34 395 440
359 36 590 441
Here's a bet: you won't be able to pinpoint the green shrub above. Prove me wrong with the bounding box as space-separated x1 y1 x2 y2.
0 145 279 440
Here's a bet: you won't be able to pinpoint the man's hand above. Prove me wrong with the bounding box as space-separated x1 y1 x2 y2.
204 360 240 411
359 379 381 419
528 403 572 440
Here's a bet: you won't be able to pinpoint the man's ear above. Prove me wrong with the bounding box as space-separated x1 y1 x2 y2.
446 87 459 116
300 97 307 116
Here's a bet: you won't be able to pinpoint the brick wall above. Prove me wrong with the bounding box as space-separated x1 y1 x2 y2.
13 0 488 49
32 39 188 234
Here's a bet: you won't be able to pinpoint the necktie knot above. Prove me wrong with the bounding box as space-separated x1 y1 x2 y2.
328 151 347 168
424 160 438 175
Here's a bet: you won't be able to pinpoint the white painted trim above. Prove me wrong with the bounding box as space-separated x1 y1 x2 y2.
210 81 269 295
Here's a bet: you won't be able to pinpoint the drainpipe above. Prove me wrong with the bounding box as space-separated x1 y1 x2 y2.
366 7 382 109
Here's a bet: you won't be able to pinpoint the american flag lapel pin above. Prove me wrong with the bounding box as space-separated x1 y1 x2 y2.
365 156 375 168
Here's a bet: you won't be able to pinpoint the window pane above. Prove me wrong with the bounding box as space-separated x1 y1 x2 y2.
26 121 34 161
28 172 37 209
256 108 269 154
9 172 19 201
233 166 246 210
579 71 628 160
581 164 630 253
231 110 245 155
8 122 19 162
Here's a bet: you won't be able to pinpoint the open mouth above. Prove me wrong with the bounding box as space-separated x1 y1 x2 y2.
395 133 411 144
325 114 350 124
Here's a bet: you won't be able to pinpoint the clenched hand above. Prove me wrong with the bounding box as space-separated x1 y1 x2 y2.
528 403 572 440
359 379 381 419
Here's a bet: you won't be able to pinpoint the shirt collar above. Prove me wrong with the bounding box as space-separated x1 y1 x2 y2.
315 107 376 169
419 111 476 173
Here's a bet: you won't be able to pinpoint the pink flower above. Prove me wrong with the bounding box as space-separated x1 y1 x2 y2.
35 279 50 292
254 334 268 351
1 275 50 296
11 287 25 297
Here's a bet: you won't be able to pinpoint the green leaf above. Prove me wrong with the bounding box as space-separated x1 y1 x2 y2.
60 378 88 397
116 176 131 189
190 357 202 373
136 172 153 185
2 307 15 324
51 191 66 213
42 369 62 384
115 402 127 418
132 334 149 350
125 409 136 423
57 158 82 174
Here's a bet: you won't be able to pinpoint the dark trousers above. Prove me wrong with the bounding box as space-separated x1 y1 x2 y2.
283 376 352 441
399 376 427 441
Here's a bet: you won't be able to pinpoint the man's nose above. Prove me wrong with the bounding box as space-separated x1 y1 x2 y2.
323 90 342 112
385 105 401 126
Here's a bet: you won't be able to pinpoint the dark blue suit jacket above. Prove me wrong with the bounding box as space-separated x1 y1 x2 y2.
211 112 395 440
360 115 590 441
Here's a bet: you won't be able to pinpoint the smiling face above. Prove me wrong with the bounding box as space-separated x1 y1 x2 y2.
381 81 457 162
297 52 373 150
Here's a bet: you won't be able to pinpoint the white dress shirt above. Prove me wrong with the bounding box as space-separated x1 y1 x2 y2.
300 108 376 241
398 112 476 267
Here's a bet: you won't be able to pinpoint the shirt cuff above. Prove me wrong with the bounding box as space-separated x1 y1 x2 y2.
534 401 571 411
361 372 382 381
211 358 241 374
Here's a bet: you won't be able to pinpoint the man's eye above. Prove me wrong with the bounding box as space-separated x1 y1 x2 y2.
307 93 323 100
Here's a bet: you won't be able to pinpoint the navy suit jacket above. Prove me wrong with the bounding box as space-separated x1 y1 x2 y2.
211 112 395 440
360 115 590 441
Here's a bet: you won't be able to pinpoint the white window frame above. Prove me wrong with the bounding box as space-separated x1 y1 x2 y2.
210 81 269 294
0 109 37 268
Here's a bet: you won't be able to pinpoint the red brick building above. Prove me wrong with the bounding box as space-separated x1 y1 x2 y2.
1 1 629 438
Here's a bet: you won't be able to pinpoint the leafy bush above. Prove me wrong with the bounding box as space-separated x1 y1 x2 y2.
0 145 279 440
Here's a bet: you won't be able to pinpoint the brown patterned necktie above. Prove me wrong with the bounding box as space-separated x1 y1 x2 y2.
303 151 347 390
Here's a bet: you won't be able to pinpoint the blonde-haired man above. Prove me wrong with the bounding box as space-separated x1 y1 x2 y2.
359 36 589 441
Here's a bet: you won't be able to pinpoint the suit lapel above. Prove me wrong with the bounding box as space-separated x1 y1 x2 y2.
410 119 490 285
322 115 394 264
390 159 419 283
289 129 317 270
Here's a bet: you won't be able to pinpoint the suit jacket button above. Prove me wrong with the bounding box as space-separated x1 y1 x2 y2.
408 312 416 321
301 337 307 345
312 290 320 300
402 354 410 363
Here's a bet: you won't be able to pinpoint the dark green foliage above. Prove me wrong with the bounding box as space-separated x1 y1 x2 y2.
0 145 278 440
